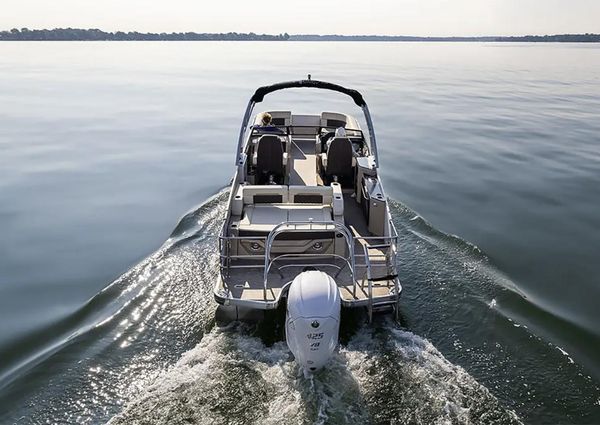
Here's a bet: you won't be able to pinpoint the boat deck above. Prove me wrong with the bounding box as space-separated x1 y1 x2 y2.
216 260 396 307
216 117 400 311
216 191 398 309
289 138 321 186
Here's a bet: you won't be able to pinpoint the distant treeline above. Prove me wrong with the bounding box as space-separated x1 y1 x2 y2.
0 28 290 41
1 28 599 42
493 34 600 42
290 34 600 42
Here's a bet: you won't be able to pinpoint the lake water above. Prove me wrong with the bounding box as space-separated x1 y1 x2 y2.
0 41 599 424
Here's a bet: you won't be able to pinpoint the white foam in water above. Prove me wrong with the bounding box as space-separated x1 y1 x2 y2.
555 345 575 364
110 322 521 425
110 324 373 424
340 325 522 425
109 326 307 424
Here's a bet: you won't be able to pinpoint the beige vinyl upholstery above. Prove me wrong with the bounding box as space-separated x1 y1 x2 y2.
232 184 344 233
288 205 333 222
288 185 333 204
236 185 342 206
239 205 333 233
231 185 288 216
331 182 344 217
241 185 288 204
239 205 290 232
320 112 348 128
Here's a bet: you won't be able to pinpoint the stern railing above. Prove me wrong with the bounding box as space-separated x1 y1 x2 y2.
262 221 357 300
219 219 400 309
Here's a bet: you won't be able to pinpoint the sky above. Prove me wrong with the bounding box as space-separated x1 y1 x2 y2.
2 0 599 36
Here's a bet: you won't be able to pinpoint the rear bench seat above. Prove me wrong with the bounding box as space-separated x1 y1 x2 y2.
231 184 344 236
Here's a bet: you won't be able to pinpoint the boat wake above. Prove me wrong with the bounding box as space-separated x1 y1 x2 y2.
109 322 520 425
2 191 598 424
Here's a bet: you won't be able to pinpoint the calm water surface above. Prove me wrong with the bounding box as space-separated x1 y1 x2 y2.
0 41 599 424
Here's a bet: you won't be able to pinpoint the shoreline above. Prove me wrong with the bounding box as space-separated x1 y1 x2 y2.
1 29 599 43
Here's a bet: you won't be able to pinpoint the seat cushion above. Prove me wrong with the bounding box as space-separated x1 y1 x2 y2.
238 205 333 234
239 205 288 233
288 205 333 222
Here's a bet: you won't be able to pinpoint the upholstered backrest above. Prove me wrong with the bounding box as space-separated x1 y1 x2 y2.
288 185 333 205
269 111 292 127
325 137 353 176
242 185 288 204
235 185 341 220
256 135 284 183
320 112 347 129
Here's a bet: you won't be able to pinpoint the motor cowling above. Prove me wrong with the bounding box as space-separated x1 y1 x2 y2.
285 271 341 371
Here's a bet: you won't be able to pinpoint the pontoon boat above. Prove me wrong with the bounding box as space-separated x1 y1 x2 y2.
215 78 401 371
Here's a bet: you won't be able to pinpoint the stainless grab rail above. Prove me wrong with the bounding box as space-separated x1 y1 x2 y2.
362 243 374 323
218 218 399 306
263 221 357 299
265 253 353 279
218 235 267 276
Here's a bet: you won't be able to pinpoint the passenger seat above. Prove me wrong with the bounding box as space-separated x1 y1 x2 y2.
320 137 354 186
253 135 287 184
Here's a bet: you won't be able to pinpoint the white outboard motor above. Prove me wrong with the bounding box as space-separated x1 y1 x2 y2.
285 270 341 371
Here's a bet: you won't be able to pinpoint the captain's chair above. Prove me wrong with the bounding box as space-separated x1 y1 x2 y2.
321 137 354 185
253 135 286 184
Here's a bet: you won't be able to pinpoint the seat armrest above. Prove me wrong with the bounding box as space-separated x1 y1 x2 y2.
231 185 244 216
331 182 343 217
